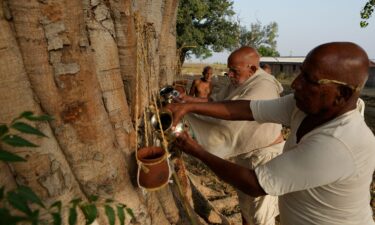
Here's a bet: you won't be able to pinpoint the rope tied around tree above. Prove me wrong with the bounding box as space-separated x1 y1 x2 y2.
133 16 199 225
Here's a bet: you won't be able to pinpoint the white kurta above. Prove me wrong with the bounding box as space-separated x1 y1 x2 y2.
186 69 283 159
186 69 284 224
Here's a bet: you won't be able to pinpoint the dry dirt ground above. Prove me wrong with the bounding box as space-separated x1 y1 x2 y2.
179 70 375 224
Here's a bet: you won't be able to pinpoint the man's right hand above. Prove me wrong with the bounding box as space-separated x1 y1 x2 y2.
172 87 187 103
165 103 188 128
174 131 201 156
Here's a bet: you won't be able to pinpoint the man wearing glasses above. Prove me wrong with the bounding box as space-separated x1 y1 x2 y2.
168 42 375 225
176 46 285 225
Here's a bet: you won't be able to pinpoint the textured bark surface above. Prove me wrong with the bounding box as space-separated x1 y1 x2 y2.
0 0 182 224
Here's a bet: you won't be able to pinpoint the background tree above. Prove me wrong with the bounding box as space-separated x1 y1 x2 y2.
237 21 280 57
176 0 240 66
360 0 375 27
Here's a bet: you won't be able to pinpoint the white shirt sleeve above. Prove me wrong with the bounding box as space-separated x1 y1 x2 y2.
250 94 296 126
255 134 356 196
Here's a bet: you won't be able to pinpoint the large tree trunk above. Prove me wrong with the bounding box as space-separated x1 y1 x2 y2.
0 0 185 224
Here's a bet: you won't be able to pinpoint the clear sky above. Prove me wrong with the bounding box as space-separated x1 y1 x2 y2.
188 0 375 63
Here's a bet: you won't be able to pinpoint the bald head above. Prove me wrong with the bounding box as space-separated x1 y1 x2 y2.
305 42 369 89
292 42 370 117
226 46 261 86
228 46 260 68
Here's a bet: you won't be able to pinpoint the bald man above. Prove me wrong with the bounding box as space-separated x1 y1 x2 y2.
189 66 213 98
177 47 284 225
168 42 375 225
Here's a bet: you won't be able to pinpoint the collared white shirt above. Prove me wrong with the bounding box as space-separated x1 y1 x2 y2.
252 94 375 225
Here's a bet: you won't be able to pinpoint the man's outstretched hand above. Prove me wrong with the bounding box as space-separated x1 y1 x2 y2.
174 131 201 157
165 103 189 128
172 87 187 103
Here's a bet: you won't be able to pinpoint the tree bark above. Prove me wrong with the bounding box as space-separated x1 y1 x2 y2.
0 0 187 224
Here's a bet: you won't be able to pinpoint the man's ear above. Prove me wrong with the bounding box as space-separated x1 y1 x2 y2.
335 86 353 105
340 85 354 101
249 65 257 74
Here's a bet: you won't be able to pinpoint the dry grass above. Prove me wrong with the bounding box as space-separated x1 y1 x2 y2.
182 63 227 76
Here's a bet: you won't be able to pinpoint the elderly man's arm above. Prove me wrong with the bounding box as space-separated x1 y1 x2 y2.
175 132 266 197
166 100 254 127
188 80 197 96
174 84 210 103
180 95 210 103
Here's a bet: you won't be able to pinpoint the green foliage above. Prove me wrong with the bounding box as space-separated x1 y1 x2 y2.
3 187 42 225
2 134 38 147
14 111 53 122
177 0 240 63
126 207 135 219
258 46 280 57
0 208 27 225
0 125 9 137
11 122 47 137
51 212 61 225
88 195 99 202
68 198 81 225
117 205 126 225
360 0 375 27
237 21 280 57
16 186 45 208
176 1 282 63
50 201 62 225
1 186 135 225
7 190 33 215
68 207 77 225
0 150 26 162
0 111 135 225
0 187 4 200
80 204 97 225
0 111 51 162
104 205 116 225
50 201 62 213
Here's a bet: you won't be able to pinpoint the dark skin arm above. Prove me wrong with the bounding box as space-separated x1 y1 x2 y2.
189 80 198 96
166 100 254 127
179 95 210 103
173 83 209 103
174 132 266 197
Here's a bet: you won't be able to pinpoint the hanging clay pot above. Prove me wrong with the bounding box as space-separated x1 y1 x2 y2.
136 146 170 190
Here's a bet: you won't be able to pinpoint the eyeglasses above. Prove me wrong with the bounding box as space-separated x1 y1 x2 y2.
297 65 362 92
313 78 361 92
